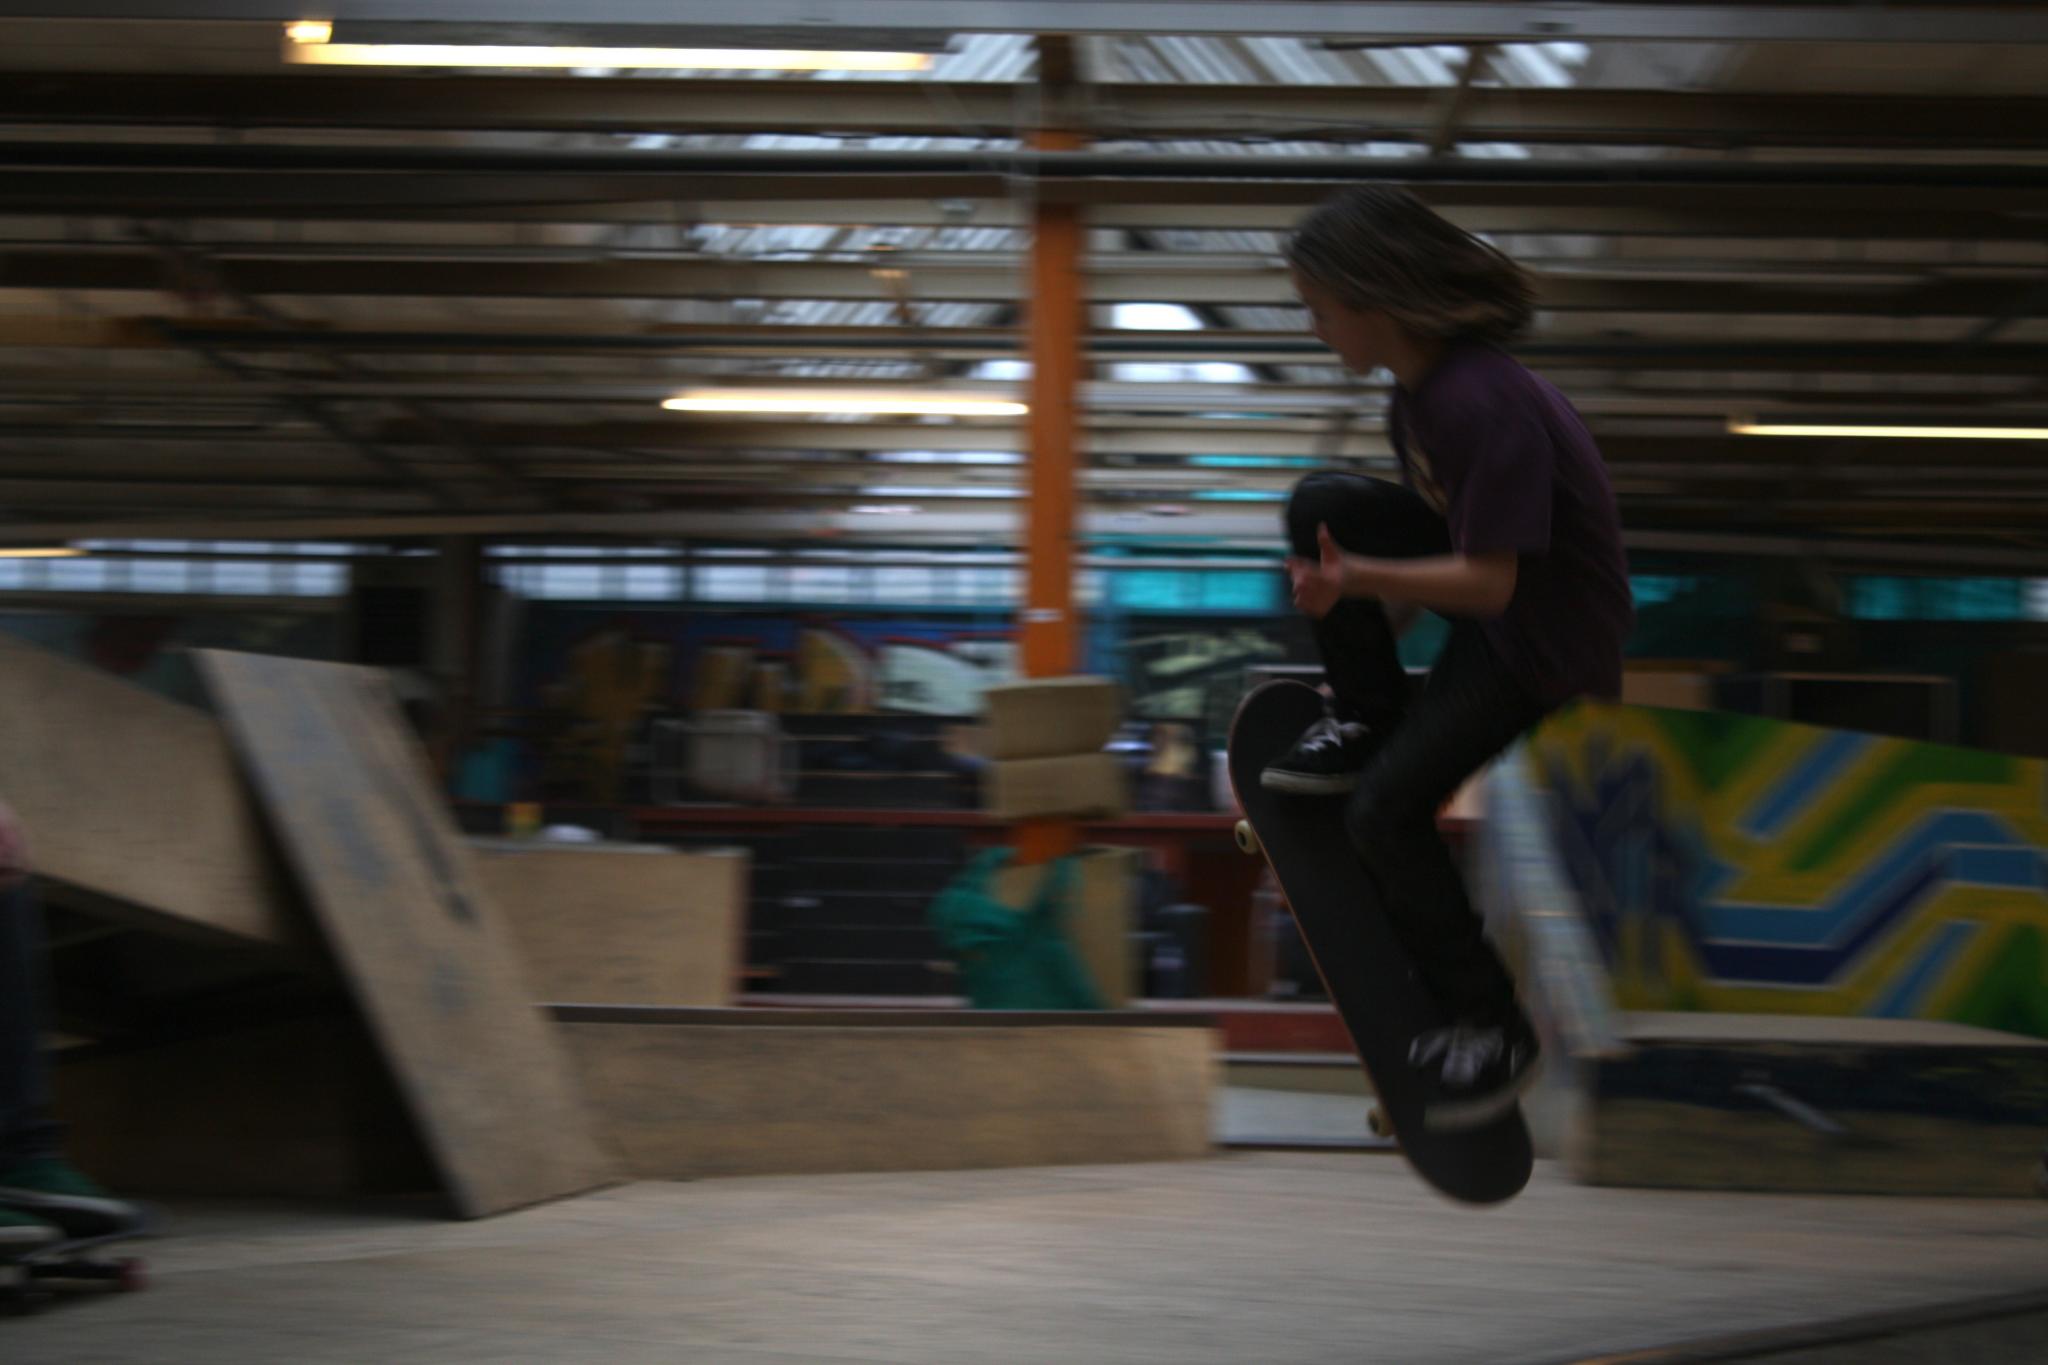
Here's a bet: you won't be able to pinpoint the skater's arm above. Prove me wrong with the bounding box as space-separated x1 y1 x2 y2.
1343 550 1518 619
1289 525 1517 619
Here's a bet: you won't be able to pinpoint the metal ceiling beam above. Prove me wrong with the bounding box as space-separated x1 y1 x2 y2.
6 3 2047 45
2 512 2044 581
5 193 2032 242
15 419 2048 471
14 140 2048 189
9 369 2048 421
0 173 2034 225
7 248 2040 316
130 229 551 507
10 73 2048 150
9 449 2048 495
8 319 2044 376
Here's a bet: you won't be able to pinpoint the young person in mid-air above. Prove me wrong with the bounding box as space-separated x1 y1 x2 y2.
1262 187 1633 1130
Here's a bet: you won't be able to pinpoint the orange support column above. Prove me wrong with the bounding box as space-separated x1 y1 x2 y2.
1015 49 1084 865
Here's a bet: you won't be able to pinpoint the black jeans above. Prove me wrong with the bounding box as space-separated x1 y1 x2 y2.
0 882 59 1167
1285 472 1549 1025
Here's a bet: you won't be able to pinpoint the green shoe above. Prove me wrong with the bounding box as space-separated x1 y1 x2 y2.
0 1203 60 1255
0 1158 149 1240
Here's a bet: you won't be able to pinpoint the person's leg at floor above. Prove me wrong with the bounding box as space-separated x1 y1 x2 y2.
0 881 62 1252
1264 473 1453 792
0 883 146 1240
1342 622 1549 1127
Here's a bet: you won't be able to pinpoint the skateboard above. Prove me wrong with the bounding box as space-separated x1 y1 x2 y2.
0 1228 149 1314
1227 679 1534 1205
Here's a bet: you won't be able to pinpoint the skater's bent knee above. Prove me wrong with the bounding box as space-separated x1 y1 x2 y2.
1284 474 1352 558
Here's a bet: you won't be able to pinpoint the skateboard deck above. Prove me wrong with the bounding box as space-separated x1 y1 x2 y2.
1227 679 1533 1205
0 1228 149 1312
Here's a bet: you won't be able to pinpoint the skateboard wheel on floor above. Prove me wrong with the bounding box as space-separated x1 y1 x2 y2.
116 1259 147 1293
1234 820 1260 856
1366 1104 1392 1138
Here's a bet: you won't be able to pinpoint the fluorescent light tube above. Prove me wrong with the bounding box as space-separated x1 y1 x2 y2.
664 391 1026 417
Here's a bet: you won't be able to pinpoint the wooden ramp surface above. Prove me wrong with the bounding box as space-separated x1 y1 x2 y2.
197 649 617 1218
0 634 294 947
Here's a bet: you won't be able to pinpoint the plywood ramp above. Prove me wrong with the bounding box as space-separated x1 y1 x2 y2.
1580 1013 2048 1197
196 650 618 1218
0 634 296 948
556 1008 1217 1179
470 842 747 1007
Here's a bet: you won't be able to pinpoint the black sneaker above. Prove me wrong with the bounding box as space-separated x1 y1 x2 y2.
0 1204 60 1255
1260 716 1376 794
1410 1011 1542 1132
0 1158 151 1240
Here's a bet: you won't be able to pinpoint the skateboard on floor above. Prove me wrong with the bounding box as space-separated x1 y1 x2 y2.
1227 679 1534 1206
0 1228 149 1314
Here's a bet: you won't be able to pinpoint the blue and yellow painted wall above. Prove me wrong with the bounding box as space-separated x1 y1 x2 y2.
1531 705 2048 1038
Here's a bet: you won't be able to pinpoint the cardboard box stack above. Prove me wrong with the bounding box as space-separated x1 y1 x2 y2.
979 676 1139 1006
979 676 1128 820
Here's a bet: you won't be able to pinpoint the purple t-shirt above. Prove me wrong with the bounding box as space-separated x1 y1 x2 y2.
1389 343 1633 705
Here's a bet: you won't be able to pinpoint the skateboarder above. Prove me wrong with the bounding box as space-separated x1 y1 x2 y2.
0 800 147 1253
1259 187 1633 1130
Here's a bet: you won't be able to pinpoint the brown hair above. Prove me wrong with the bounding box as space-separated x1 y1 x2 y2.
1284 186 1534 344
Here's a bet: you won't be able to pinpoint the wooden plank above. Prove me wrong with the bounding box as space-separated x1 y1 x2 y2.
560 1019 1214 1179
470 842 747 1007
195 649 617 1218
0 634 297 948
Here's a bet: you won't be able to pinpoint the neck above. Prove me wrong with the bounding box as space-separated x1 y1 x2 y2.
1385 333 1450 392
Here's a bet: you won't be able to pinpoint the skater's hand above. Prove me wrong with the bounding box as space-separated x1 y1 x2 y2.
0 800 26 890
1286 523 1353 618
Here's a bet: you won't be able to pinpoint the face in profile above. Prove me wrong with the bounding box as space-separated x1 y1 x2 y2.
1291 267 1400 377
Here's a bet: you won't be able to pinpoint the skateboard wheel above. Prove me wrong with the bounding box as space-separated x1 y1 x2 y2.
1233 820 1260 856
1366 1104 1392 1138
116 1259 147 1293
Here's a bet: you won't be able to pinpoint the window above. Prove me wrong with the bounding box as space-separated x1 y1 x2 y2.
0 542 356 598
789 564 855 601
1105 567 1279 613
620 565 683 601
1848 576 2025 621
1631 575 1701 607
871 566 939 604
696 564 771 602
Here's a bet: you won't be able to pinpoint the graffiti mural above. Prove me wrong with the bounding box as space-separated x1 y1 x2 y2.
510 605 1321 799
1123 622 1306 742
879 637 1018 715
1532 703 2048 1039
518 608 1018 716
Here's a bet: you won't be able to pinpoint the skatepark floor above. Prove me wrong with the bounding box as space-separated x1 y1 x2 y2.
7 1154 2045 1365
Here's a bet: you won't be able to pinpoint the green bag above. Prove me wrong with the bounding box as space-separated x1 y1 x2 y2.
928 849 1105 1011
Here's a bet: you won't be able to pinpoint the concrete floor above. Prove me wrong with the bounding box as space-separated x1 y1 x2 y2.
8 1154 2046 1365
